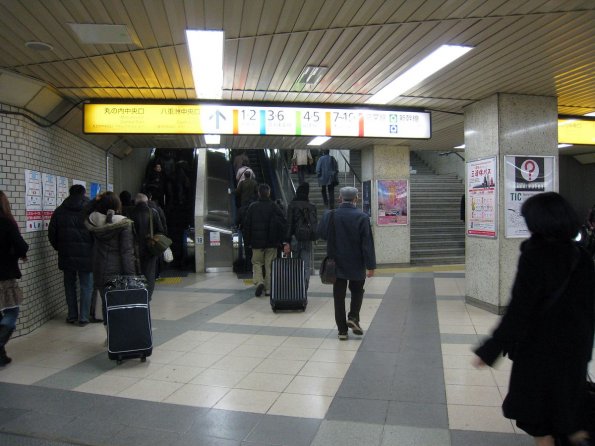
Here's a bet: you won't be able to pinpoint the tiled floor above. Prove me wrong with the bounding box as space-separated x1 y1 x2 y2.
0 268 593 445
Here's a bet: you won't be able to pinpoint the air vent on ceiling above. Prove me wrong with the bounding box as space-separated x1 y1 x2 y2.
68 23 139 45
296 66 328 85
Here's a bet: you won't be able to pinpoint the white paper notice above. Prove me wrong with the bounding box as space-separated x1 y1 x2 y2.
25 169 43 232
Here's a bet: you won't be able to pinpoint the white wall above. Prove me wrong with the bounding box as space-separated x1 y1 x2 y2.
0 104 122 335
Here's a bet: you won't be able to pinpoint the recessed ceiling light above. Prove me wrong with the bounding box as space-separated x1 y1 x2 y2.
25 41 53 51
367 44 473 104
308 136 331 146
584 112 595 117
204 134 220 144
186 30 224 99
454 144 465 149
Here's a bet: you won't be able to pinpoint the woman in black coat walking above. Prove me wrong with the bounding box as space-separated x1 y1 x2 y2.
474 192 594 446
0 191 29 366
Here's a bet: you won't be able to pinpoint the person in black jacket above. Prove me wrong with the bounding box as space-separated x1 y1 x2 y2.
0 191 29 366
474 192 595 446
283 182 317 290
317 187 376 340
48 185 95 326
243 184 287 297
128 193 165 300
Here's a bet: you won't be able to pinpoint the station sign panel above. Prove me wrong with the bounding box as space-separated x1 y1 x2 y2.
558 117 595 145
83 102 431 139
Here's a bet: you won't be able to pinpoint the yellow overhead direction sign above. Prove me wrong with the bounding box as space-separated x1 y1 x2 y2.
558 118 595 145
83 102 432 139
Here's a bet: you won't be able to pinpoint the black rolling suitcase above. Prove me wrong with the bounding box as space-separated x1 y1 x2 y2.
270 254 307 312
104 276 153 364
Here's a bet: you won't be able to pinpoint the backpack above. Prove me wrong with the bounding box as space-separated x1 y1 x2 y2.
295 207 316 241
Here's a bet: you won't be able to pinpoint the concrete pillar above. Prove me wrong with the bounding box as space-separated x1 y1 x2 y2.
464 93 558 313
362 144 410 265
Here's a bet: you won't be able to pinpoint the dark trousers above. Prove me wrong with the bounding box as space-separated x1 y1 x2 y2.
333 278 365 334
321 184 335 209
140 256 158 300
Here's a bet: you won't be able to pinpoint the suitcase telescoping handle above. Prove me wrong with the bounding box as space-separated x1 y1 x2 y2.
280 252 293 259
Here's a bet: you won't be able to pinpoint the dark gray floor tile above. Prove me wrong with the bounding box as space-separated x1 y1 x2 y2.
58 413 126 445
386 401 448 429
336 364 396 400
348 350 398 369
34 370 99 391
0 411 75 438
401 332 442 355
0 433 79 445
109 426 183 446
246 415 321 446
311 420 383 446
0 407 30 425
174 433 241 446
381 425 450 446
359 334 403 353
325 397 389 424
390 366 446 404
450 429 533 446
188 409 263 441
434 272 465 278
395 351 444 369
81 395 207 435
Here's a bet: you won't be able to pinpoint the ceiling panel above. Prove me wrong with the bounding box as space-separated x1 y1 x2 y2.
0 0 592 159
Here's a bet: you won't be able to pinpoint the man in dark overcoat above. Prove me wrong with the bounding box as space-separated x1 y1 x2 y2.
317 186 376 340
48 184 94 325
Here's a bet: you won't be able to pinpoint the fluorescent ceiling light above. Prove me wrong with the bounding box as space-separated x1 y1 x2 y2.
454 144 465 149
308 136 331 146
186 30 224 99
204 134 220 144
367 44 473 104
584 112 595 116
558 143 573 148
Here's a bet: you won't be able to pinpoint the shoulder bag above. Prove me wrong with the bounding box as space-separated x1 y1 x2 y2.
319 210 337 284
146 209 172 256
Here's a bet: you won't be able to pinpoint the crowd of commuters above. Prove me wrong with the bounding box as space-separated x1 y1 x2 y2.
1 155 594 446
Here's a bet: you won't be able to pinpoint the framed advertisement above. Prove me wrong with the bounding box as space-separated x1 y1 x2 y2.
466 156 497 238
377 179 408 226
504 155 555 238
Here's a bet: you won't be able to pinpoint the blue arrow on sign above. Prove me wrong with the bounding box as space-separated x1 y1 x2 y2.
210 110 226 129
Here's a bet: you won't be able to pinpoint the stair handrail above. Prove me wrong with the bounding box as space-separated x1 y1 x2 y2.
334 149 361 187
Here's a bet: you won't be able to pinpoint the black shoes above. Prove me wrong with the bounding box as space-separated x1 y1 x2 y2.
89 316 103 323
66 317 77 324
255 283 265 297
0 347 11 366
347 319 364 336
338 333 348 341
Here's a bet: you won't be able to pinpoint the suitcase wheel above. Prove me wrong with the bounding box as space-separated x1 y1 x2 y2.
271 305 277 313
141 356 147 363
116 357 123 365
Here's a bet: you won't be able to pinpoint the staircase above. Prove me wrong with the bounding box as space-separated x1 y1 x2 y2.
409 152 465 265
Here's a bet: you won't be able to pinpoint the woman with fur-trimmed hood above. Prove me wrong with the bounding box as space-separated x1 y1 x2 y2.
85 192 136 324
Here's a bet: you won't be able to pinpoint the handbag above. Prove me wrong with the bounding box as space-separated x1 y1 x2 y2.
291 164 298 174
319 210 337 284
163 247 174 263
146 209 172 256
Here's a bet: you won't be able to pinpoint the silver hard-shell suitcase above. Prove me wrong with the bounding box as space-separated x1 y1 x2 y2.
270 254 307 312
